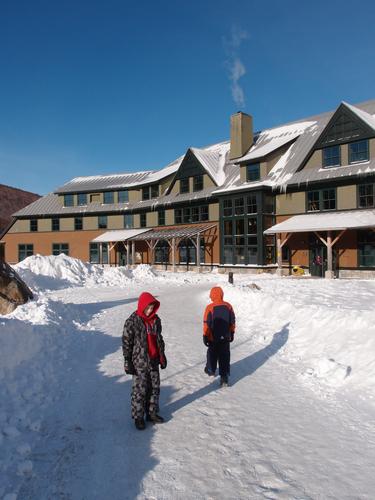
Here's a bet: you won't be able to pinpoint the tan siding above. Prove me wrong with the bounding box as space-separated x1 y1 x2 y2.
240 165 247 182
84 216 98 230
57 195 64 206
337 185 357 210
341 144 348 166
39 219 51 231
370 138 375 158
129 189 141 202
276 192 306 215
108 215 124 229
189 177 194 192
147 211 158 227
203 174 216 188
209 203 219 221
170 180 180 195
133 214 140 228
60 218 74 231
165 209 174 225
90 193 102 203
260 161 268 179
304 150 322 170
160 175 174 194
8 219 30 233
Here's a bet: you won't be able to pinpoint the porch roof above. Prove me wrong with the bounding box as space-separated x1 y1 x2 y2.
91 228 150 242
264 209 375 234
129 223 217 241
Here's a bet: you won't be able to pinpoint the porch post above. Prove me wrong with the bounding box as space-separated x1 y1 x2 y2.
126 242 130 267
172 237 176 272
196 233 201 273
150 240 154 266
276 233 283 276
132 240 135 268
99 243 103 266
325 231 334 279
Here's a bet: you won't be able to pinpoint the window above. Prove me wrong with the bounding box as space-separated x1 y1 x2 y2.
223 199 233 217
175 208 182 224
118 190 129 203
75 217 83 230
151 184 159 198
247 195 257 214
98 215 107 229
200 205 209 221
64 194 74 207
247 163 260 182
234 198 244 215
307 191 320 211
142 185 159 200
358 230 375 267
155 241 169 264
124 214 133 228
140 213 147 228
18 244 33 261
193 175 203 192
247 217 257 246
178 240 204 265
30 219 38 232
52 218 60 231
90 243 100 264
52 243 69 256
142 187 150 201
103 191 114 204
77 193 87 206
359 184 374 208
322 189 336 210
349 140 369 164
158 210 165 226
307 190 336 211
183 207 192 223
323 145 340 167
224 220 233 245
192 206 200 222
102 243 109 264
180 178 189 194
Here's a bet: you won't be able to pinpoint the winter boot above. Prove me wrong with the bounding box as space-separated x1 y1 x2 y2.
204 366 215 376
220 375 229 387
135 418 146 430
147 413 165 424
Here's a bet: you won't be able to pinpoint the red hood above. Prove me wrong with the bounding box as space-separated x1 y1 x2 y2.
136 292 160 321
209 286 224 303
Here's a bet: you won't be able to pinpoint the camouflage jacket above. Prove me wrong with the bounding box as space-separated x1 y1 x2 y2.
122 312 165 371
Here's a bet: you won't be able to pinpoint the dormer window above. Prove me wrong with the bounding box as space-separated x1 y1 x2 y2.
118 190 129 203
349 140 369 164
193 175 203 192
77 193 87 206
142 185 159 200
64 194 74 207
103 191 114 204
246 163 260 182
180 178 189 194
323 145 340 168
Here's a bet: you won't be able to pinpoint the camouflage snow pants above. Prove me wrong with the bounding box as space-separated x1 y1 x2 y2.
131 368 160 419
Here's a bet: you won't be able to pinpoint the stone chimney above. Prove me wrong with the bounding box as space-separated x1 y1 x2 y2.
229 112 253 160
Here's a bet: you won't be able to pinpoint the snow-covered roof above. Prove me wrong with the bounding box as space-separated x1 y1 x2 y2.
91 229 150 242
264 209 375 234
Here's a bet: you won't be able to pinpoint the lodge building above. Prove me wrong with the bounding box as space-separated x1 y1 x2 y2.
2 99 375 278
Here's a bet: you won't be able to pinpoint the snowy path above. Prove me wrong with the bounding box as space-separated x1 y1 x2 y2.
17 281 375 500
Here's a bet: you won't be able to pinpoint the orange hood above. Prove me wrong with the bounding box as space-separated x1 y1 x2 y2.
209 286 224 303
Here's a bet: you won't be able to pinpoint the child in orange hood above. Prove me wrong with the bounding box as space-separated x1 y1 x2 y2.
203 286 235 386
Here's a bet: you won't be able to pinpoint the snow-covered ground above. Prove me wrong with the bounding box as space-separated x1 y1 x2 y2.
1 254 375 499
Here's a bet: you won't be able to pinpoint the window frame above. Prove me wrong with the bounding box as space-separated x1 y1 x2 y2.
322 145 341 168
246 163 260 182
140 213 147 228
103 191 114 204
180 178 190 194
358 183 374 208
18 244 33 261
193 175 204 192
63 194 74 207
52 218 60 231
307 188 336 212
349 140 369 164
30 219 38 232
74 217 83 231
124 214 133 228
98 215 108 229
77 193 87 206
158 210 165 226
52 243 69 256
118 190 129 203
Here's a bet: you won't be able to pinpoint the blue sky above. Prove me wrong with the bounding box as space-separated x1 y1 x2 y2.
1 0 375 195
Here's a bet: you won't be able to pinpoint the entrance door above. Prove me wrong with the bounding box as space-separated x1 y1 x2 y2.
309 245 327 277
117 246 128 266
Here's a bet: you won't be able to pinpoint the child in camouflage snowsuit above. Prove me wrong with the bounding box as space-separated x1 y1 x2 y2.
122 292 167 430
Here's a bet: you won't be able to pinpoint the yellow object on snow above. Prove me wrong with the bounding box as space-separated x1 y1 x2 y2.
292 265 305 276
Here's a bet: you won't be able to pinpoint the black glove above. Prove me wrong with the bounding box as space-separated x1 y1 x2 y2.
230 332 234 343
124 359 136 375
203 336 210 347
160 354 167 370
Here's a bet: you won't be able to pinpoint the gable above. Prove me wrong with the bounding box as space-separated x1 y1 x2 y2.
174 149 206 180
315 103 375 148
